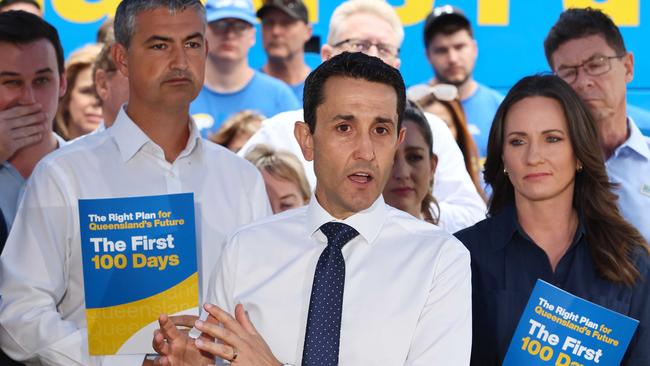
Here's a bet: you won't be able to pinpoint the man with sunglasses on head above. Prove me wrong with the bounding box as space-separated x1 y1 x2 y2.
258 0 312 101
240 0 487 234
545 8 650 243
419 5 503 159
189 0 299 138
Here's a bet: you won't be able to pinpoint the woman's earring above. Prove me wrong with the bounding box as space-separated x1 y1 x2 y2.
503 168 508 176
577 163 583 172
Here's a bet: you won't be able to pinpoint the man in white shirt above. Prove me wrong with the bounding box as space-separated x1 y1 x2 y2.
0 1 270 365
239 0 486 233
154 52 471 365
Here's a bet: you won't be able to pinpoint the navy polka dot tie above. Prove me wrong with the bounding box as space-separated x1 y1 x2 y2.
302 222 359 366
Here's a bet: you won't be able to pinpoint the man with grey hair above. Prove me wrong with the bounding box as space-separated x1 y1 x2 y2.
240 0 487 233
0 1 270 365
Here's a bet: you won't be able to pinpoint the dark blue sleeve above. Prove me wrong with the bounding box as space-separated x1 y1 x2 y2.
623 249 650 365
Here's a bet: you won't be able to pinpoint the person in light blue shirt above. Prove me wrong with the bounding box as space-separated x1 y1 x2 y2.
190 71 299 137
460 83 503 157
257 0 312 103
604 119 650 242
421 5 503 158
628 104 650 137
190 0 299 137
545 8 650 243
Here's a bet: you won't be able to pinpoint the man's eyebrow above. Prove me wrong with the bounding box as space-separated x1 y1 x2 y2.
375 116 396 125
331 114 355 121
144 33 204 44
0 68 53 77
557 53 600 69
184 32 204 41
144 35 173 44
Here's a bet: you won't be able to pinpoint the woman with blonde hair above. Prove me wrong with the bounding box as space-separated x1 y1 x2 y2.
54 44 103 140
245 144 311 214
209 110 263 152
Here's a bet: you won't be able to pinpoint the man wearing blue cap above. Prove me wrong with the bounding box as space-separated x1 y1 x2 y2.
190 0 299 138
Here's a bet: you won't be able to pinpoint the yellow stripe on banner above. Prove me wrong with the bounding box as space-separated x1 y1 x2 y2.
86 272 198 355
478 0 510 26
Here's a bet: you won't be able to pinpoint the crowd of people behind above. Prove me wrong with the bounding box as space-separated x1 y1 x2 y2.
0 0 649 365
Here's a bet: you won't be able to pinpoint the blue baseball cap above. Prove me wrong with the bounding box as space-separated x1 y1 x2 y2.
205 0 257 25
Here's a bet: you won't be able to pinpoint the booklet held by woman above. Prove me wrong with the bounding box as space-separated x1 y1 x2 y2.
503 280 638 366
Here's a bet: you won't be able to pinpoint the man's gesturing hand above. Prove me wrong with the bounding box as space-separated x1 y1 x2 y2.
193 303 282 366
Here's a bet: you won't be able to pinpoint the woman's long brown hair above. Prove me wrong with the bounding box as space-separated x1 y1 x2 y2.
485 74 648 286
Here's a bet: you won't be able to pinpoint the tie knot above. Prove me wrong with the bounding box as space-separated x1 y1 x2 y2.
319 222 359 250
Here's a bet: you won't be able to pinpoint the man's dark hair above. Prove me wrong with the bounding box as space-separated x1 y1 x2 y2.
0 10 64 73
303 52 406 133
423 15 472 49
0 0 40 11
544 8 626 69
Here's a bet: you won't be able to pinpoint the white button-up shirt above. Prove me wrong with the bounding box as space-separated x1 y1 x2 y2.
0 108 271 365
208 196 472 365
239 109 487 233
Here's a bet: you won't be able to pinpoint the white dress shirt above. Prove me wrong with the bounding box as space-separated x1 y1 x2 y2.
239 109 487 233
208 196 472 365
0 108 271 365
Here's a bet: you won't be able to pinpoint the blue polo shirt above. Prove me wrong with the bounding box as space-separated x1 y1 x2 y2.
190 70 300 138
461 83 504 158
605 118 650 243
0 162 24 231
455 204 650 366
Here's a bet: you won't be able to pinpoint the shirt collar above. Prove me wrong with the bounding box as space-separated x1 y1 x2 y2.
617 117 650 161
110 105 203 162
306 194 387 245
53 132 66 148
489 204 586 252
488 204 520 252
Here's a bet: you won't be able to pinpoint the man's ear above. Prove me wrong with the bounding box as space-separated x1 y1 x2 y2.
397 126 406 145
111 43 129 78
623 51 634 83
94 69 109 101
320 44 334 62
294 121 314 162
58 71 67 98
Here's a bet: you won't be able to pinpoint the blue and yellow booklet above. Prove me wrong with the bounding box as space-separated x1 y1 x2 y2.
503 279 638 366
78 193 198 355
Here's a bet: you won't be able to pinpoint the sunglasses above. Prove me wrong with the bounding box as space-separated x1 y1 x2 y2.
406 83 459 102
